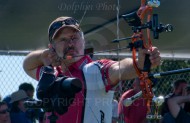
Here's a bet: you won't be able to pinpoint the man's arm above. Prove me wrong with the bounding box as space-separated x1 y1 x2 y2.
23 49 59 80
23 50 45 79
168 95 190 118
109 47 161 85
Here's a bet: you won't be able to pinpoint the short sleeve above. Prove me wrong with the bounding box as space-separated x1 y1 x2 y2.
96 59 116 92
36 66 43 81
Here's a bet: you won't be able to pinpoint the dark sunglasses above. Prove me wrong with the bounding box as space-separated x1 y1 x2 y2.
0 109 10 114
48 18 79 42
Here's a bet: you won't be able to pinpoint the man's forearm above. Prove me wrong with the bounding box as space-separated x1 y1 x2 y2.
109 58 138 85
168 95 190 118
23 50 45 79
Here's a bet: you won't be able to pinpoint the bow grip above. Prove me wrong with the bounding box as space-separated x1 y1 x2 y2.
143 54 151 72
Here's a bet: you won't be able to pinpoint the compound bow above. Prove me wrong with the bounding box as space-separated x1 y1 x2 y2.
113 0 173 115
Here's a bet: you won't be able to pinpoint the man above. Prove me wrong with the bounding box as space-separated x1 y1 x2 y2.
161 79 188 123
168 95 190 123
161 79 188 116
3 82 35 108
10 90 31 123
19 83 35 99
184 85 190 113
23 16 161 123
0 101 11 123
18 83 44 123
118 78 147 123
3 83 43 123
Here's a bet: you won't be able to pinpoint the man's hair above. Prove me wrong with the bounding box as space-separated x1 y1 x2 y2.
173 79 187 89
18 82 34 91
79 31 84 39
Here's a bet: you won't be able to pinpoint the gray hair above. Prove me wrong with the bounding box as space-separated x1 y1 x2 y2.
79 31 84 39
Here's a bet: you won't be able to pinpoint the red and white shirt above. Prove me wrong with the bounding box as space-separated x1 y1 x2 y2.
36 56 116 123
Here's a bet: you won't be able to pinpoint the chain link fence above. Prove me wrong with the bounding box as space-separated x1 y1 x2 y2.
114 59 190 101
0 51 38 99
0 51 190 102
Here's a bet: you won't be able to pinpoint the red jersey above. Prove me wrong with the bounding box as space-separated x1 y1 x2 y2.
36 56 116 123
118 89 147 123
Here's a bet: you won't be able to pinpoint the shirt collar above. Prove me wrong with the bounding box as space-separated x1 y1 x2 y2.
68 55 92 70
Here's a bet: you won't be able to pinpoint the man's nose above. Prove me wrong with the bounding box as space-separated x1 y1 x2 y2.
68 39 74 46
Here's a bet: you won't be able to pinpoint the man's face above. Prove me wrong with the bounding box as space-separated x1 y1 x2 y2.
52 27 85 61
18 100 27 112
0 105 10 123
176 83 188 95
26 90 34 99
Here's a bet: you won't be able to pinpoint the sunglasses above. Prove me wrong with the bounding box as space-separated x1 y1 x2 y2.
0 109 10 114
49 18 79 42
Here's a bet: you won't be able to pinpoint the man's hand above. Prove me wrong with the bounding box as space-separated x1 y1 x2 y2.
149 47 161 68
41 48 61 67
23 48 62 80
138 47 161 70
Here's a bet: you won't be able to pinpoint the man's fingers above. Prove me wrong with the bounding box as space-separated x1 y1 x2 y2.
149 47 161 67
52 61 61 67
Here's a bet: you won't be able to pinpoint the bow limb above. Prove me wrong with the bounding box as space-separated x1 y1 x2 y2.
139 0 153 50
131 0 155 113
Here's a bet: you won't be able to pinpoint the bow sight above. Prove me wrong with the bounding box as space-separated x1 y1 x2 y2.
122 11 173 39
